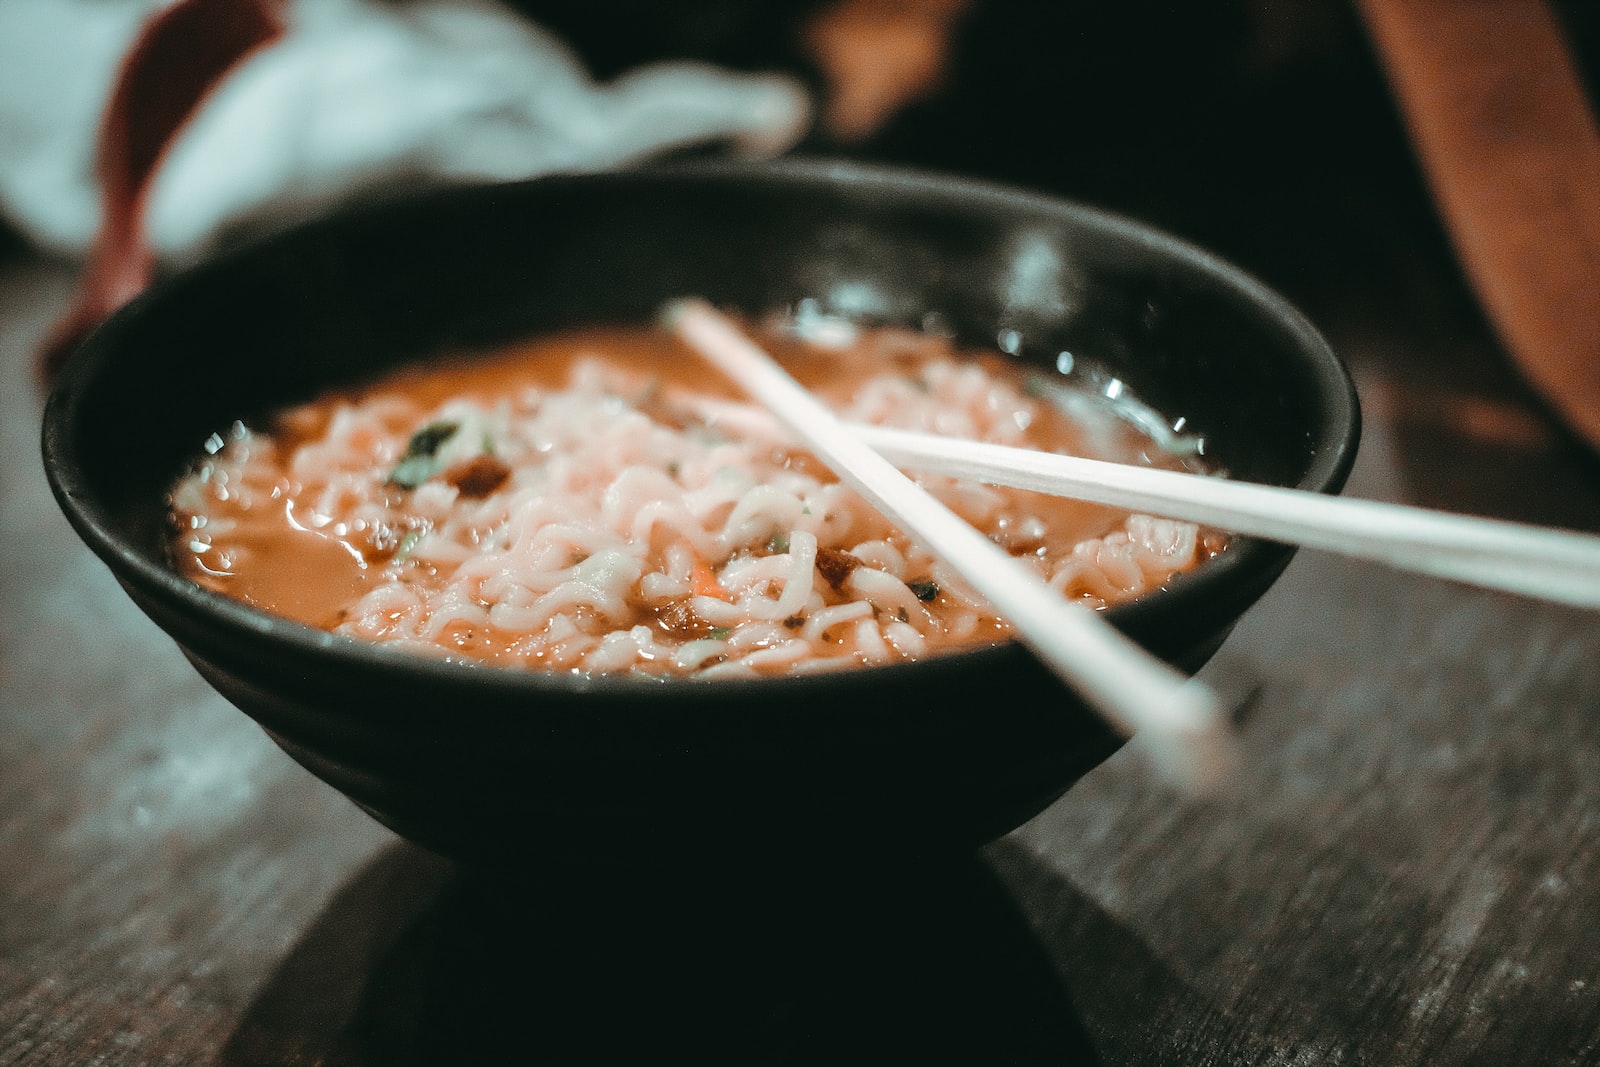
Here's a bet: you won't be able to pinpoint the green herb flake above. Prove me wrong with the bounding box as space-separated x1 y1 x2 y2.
387 420 461 488
708 626 733 640
406 420 460 457
387 456 435 489
766 531 790 554
394 528 425 561
908 578 940 602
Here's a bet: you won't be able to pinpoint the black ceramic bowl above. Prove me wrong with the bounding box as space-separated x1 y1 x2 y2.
42 160 1357 870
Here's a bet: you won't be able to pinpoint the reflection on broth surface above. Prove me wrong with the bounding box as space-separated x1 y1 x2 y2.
168 317 1224 678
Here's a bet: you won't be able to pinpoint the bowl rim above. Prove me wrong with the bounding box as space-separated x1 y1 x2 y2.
41 156 1361 709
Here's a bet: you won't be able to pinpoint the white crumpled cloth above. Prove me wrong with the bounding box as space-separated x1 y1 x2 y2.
0 0 812 265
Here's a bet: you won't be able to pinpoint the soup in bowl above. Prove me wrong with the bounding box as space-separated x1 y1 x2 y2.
41 160 1358 868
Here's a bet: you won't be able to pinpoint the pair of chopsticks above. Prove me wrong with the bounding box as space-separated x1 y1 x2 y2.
665 298 1600 790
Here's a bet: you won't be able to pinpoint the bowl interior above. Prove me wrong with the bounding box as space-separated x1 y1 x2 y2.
42 160 1359 863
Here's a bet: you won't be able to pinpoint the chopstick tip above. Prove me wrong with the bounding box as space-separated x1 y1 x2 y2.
657 296 708 332
1135 681 1240 797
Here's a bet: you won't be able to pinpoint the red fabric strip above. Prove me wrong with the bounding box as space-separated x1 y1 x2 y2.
38 0 287 379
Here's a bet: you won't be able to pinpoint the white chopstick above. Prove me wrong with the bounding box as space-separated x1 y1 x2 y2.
670 381 1600 609
666 297 1234 792
855 427 1600 610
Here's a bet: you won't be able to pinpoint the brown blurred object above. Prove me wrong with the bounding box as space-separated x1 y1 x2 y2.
1356 0 1600 452
35 0 284 381
802 0 969 142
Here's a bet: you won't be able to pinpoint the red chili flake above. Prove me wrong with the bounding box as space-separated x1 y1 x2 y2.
652 600 719 639
445 454 512 498
815 547 864 591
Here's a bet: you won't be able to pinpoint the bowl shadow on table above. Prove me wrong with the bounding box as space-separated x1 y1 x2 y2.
216 838 1120 1065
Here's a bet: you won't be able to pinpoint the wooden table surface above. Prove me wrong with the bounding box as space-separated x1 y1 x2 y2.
5 81 1600 1064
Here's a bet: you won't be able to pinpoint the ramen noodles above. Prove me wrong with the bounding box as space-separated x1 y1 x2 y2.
168 316 1223 678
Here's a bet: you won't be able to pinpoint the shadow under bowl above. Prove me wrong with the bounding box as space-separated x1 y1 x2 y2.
41 159 1358 871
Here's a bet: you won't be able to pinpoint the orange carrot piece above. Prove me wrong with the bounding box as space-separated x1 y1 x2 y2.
687 545 728 599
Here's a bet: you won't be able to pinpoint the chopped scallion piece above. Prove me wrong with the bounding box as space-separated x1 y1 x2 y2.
387 420 460 488
394 528 425 561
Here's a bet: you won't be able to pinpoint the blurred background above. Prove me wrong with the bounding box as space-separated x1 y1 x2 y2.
0 1 1594 274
